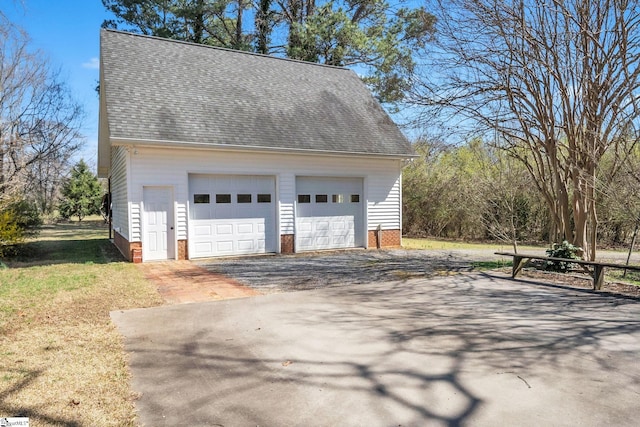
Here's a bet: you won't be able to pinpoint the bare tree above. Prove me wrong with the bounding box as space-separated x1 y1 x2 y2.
0 17 83 211
474 146 535 253
412 0 640 260
23 150 74 214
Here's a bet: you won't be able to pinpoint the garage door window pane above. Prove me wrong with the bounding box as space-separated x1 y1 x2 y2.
316 194 328 203
257 194 271 203
350 194 360 203
216 194 231 203
237 194 252 203
298 194 311 203
194 194 210 204
332 194 344 203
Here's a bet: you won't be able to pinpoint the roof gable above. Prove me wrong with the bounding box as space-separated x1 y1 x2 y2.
99 30 413 157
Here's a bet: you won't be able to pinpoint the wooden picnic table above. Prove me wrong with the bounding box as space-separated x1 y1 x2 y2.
494 251 640 290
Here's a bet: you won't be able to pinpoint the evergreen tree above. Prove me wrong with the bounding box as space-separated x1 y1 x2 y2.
59 160 104 222
101 0 435 103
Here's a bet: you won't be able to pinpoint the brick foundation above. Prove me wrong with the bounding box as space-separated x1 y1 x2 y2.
113 231 187 263
132 247 142 263
281 234 295 254
116 230 401 260
368 229 401 249
177 240 188 260
113 231 143 263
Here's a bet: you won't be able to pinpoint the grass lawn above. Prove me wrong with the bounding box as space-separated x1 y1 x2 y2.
604 269 640 287
0 219 163 426
403 238 640 288
1 227 636 426
402 237 545 252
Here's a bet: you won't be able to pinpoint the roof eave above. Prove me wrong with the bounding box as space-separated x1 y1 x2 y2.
97 62 111 178
110 137 417 160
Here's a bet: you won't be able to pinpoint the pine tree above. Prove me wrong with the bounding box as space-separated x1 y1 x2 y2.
101 0 436 103
59 160 104 221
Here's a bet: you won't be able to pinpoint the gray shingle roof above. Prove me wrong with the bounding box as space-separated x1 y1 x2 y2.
100 29 413 156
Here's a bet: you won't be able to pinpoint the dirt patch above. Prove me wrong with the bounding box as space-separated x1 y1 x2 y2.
516 268 640 299
0 260 163 426
138 261 260 304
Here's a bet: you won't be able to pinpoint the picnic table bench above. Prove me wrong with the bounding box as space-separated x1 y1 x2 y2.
494 251 640 290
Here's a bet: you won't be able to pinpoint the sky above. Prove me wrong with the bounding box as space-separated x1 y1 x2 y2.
1 0 421 170
3 0 110 168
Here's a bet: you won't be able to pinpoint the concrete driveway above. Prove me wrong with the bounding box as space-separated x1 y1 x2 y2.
111 271 640 426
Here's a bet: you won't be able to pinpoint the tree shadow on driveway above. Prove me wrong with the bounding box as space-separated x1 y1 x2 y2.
195 249 489 293
112 272 640 426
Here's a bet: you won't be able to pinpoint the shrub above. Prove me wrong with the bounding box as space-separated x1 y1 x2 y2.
10 199 43 235
0 199 43 257
0 210 23 256
545 240 583 272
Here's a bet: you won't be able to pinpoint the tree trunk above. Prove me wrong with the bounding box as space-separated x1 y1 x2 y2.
255 0 272 54
192 0 205 44
624 220 639 277
235 1 244 50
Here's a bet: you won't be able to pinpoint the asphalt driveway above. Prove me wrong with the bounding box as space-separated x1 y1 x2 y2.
111 271 640 426
194 249 507 293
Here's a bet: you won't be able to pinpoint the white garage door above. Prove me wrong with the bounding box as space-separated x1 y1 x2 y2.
296 177 364 251
189 174 276 257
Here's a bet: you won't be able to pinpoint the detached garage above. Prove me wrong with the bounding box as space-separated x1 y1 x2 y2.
98 29 414 262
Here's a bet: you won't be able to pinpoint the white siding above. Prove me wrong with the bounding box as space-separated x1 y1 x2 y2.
176 203 188 240
279 173 295 235
131 202 142 241
123 146 404 251
367 173 402 230
110 146 130 239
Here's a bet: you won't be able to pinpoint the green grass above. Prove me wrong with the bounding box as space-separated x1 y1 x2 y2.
471 260 514 270
403 237 545 252
0 219 163 426
0 219 121 321
10 217 113 263
606 269 640 287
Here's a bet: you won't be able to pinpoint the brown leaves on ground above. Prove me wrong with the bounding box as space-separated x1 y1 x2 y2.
0 261 163 426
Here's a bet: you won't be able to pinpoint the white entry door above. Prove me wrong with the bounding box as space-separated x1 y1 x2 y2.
143 187 174 261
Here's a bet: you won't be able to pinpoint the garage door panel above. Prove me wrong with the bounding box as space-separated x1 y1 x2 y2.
194 224 212 236
216 224 233 235
195 242 213 253
331 236 344 246
333 221 347 230
332 234 354 246
299 237 314 247
237 223 254 234
317 236 330 246
296 176 364 252
189 174 276 258
237 239 254 251
193 217 275 257
298 222 312 232
216 241 233 252
316 221 330 231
